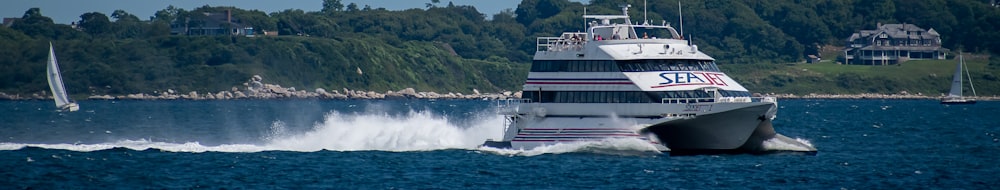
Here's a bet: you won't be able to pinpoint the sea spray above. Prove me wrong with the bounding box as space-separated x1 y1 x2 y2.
1 103 668 156
477 138 664 157
264 109 505 152
761 134 816 152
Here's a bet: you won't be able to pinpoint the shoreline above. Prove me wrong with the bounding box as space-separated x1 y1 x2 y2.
0 88 520 101
6 75 996 101
765 93 1000 100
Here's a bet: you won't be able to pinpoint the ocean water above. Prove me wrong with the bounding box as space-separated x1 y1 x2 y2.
1 99 997 189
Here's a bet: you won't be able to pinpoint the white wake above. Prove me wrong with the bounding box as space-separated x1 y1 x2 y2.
476 138 665 157
0 108 667 156
264 110 504 152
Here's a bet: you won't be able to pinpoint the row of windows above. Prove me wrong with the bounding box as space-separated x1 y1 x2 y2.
523 91 654 103
648 90 750 100
530 59 721 72
873 39 937 46
617 59 721 72
521 90 751 103
531 60 621 72
717 90 752 97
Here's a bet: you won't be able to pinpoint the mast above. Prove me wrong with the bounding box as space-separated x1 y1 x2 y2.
678 0 684 37
963 55 977 97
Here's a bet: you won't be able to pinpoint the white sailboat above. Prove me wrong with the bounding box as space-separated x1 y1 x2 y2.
941 54 977 104
46 42 79 111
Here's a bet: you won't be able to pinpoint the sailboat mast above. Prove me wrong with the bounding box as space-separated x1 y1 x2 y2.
963 56 977 97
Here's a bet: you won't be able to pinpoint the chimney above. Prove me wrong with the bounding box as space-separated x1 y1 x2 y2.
877 22 882 29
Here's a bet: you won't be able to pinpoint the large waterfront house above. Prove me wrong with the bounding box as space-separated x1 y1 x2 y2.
843 23 947 65
170 10 254 36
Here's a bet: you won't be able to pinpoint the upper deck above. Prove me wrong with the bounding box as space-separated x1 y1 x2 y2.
535 5 712 61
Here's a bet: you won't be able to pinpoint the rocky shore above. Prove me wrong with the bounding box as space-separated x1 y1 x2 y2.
1 75 996 101
0 75 520 101
765 92 1000 100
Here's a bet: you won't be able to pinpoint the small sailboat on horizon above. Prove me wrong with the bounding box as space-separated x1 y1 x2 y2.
46 42 79 112
941 54 977 105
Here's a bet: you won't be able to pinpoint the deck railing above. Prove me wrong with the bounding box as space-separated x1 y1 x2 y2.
661 96 777 104
496 98 532 115
536 37 588 52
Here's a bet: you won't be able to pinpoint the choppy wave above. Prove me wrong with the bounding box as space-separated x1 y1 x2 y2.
0 139 264 153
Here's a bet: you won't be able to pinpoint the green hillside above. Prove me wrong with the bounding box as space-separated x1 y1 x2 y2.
1 0 999 97
724 57 1000 95
0 32 527 95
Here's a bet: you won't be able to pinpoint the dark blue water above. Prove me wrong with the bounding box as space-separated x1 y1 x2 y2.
1 99 998 189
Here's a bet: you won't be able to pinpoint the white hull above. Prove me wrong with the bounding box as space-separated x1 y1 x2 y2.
941 97 976 104
495 100 777 152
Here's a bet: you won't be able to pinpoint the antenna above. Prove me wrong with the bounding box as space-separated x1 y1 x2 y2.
583 5 587 31
643 0 648 25
678 0 684 37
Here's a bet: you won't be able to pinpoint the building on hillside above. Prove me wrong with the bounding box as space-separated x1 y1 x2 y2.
170 9 254 36
843 23 947 65
2 17 19 27
806 55 820 63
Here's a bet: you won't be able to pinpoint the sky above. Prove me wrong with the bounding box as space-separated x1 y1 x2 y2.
1 0 530 24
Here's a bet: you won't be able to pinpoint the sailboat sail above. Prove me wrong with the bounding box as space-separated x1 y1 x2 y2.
46 43 73 109
941 54 976 104
947 56 964 97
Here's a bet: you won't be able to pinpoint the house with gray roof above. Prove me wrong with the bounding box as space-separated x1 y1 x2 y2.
843 23 947 65
170 10 254 36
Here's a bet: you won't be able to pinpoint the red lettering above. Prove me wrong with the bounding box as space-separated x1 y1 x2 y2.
701 73 729 86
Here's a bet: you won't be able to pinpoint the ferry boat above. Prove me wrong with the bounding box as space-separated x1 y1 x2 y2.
482 5 814 154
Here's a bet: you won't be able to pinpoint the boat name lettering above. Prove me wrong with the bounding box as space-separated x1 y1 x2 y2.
684 105 713 112
653 72 729 88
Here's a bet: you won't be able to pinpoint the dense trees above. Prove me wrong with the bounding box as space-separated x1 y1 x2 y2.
1 0 1000 96
78 12 111 37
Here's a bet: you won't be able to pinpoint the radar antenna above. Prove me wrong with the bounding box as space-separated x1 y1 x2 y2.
678 0 684 38
643 0 648 25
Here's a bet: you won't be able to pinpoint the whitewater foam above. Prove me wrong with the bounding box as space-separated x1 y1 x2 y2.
1 108 506 153
477 138 664 157
762 134 817 152
264 110 504 152
1 107 668 156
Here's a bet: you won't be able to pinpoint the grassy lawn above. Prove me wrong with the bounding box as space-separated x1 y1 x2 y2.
720 56 999 96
